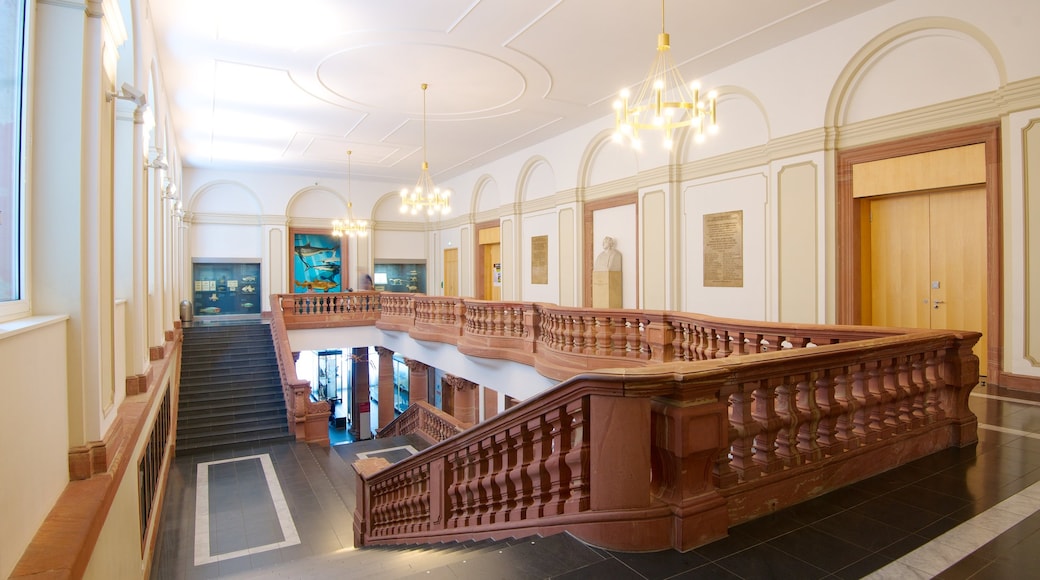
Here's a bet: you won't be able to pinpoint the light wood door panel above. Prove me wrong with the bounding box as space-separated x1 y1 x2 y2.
870 194 931 329
867 188 987 369
443 248 458 297
929 187 987 368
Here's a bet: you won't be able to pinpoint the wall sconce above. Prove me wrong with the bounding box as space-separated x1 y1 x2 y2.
107 82 148 108
161 180 178 200
146 150 168 171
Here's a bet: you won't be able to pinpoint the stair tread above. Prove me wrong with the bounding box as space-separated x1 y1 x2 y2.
176 323 290 456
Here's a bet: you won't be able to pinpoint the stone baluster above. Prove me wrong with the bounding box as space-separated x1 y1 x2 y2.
910 353 929 426
752 381 783 474
833 369 858 449
890 357 915 434
525 415 551 518
727 389 758 481
486 432 508 523
595 316 612 356
925 349 946 421
563 399 589 513
795 374 822 462
505 423 529 522
446 450 466 528
542 407 567 516
877 357 901 435
814 369 843 456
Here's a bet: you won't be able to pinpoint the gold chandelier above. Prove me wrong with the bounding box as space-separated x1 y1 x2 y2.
613 0 718 150
400 83 452 216
332 150 368 237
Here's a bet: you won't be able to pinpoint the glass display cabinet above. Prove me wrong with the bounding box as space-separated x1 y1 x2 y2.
191 259 261 317
373 262 426 293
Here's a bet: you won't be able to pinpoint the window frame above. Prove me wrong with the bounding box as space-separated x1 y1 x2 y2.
0 0 30 322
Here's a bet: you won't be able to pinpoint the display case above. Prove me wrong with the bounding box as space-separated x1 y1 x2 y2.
192 259 262 316
373 262 426 293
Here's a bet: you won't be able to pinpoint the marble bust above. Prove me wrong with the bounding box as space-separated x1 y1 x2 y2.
594 236 622 272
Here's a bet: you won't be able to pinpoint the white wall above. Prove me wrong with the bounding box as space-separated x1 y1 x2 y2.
0 318 69 579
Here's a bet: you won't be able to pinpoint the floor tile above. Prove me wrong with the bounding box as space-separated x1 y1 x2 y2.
151 386 1040 580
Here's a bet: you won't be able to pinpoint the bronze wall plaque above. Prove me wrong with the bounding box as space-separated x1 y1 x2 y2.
531 235 549 284
703 210 744 287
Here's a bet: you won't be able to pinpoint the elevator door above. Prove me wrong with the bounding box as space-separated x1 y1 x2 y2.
868 187 987 370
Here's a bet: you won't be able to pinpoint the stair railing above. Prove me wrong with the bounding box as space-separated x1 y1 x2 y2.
269 292 980 550
270 295 330 443
377 400 467 444
353 329 979 552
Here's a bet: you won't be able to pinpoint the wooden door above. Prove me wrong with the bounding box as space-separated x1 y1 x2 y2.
928 187 987 369
482 243 501 300
443 248 458 296
868 188 987 369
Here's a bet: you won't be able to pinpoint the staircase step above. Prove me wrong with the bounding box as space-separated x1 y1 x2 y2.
178 400 285 421
175 432 296 456
176 322 291 457
177 416 289 438
178 391 284 408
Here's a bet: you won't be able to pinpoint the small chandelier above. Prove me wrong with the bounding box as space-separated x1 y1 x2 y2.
400 83 451 216
332 150 368 237
613 0 718 150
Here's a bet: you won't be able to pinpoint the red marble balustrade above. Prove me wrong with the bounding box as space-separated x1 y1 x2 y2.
270 293 980 551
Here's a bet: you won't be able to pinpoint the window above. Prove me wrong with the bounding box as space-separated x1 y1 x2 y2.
0 0 27 309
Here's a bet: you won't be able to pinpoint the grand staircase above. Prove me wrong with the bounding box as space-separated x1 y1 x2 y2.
176 322 294 455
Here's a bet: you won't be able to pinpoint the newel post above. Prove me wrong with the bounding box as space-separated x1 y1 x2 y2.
290 379 310 440
650 390 730 551
942 333 982 447
645 314 675 363
588 395 651 511
353 457 392 547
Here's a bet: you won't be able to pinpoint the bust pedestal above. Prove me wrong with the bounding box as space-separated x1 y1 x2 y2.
592 270 622 308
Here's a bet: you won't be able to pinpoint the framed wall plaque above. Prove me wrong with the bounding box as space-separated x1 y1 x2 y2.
703 210 744 287
531 235 548 284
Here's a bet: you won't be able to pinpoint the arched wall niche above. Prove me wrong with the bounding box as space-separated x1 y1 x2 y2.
189 180 264 216
472 175 500 215
826 17 1006 129
678 87 771 164
516 157 556 203
580 129 639 190
286 185 347 219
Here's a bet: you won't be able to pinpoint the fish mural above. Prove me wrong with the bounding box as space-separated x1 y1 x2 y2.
293 231 343 293
198 306 221 315
241 284 255 293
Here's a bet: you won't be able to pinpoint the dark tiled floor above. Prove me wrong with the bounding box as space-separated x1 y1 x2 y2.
150 383 1040 579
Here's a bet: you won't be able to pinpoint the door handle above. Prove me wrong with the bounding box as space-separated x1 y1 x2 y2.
933 300 946 309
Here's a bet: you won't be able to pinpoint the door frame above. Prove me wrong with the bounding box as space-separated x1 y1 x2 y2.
836 122 1002 381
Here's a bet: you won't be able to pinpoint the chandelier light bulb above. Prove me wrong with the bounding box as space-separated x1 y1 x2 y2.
611 0 720 151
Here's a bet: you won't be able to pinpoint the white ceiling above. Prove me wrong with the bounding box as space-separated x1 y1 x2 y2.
148 0 894 185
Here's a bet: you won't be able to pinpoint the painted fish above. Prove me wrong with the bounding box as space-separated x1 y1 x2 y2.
209 293 219 302
295 243 335 260
307 263 340 276
198 307 221 314
241 285 255 293
295 279 339 292
242 275 257 283
241 303 254 309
